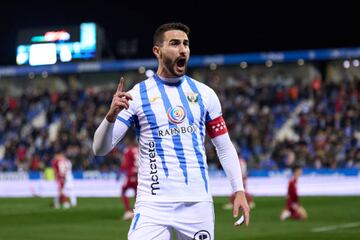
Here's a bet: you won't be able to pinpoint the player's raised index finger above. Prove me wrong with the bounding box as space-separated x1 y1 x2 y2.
117 77 125 92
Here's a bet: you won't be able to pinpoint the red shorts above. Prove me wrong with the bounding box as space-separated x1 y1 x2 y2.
122 175 138 190
287 201 301 219
57 178 65 192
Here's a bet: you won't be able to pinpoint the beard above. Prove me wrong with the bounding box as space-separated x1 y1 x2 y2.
162 55 187 77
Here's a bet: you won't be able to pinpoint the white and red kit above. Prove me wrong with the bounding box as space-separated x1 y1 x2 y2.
52 154 74 206
120 145 139 212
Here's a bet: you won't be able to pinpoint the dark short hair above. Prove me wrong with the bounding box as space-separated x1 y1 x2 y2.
153 22 190 46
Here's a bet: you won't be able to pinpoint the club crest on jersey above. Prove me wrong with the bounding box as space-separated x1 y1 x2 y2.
186 92 198 103
167 106 186 124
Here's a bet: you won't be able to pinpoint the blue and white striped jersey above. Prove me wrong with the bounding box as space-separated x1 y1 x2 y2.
116 75 223 202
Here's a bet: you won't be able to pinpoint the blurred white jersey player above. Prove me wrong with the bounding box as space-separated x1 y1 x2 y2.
52 152 77 209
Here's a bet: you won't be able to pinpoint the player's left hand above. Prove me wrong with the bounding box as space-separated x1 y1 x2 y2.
233 191 250 226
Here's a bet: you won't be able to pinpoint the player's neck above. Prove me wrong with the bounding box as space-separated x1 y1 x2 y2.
156 73 183 84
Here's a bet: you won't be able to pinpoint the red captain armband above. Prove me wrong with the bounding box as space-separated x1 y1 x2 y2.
206 116 228 139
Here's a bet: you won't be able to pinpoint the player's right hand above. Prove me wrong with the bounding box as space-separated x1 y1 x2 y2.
106 77 133 122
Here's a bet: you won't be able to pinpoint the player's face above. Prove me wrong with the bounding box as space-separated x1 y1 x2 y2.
155 30 190 77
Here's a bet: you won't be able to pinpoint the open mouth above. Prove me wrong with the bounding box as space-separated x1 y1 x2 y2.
177 58 186 68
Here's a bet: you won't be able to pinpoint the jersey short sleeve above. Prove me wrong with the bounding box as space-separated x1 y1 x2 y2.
204 88 228 138
205 88 223 123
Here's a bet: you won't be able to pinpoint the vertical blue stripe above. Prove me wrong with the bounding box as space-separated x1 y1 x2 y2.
132 213 140 230
205 111 212 123
133 114 140 138
154 75 188 184
177 84 208 192
139 81 169 177
185 76 206 149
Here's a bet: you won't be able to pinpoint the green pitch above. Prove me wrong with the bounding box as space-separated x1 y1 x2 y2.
0 196 359 240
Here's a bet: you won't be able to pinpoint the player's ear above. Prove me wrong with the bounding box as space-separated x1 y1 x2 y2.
153 45 160 58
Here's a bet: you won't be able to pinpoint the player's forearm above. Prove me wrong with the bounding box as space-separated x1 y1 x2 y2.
211 133 245 192
92 118 117 156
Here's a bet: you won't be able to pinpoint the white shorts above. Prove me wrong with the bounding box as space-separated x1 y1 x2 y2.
128 201 214 240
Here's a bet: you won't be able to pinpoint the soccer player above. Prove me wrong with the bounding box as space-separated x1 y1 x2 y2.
280 165 308 220
93 22 250 239
118 131 139 220
52 152 77 209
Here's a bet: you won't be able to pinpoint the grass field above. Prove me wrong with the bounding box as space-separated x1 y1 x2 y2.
0 196 359 240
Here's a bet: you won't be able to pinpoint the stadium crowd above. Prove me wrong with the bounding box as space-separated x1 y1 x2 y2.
0 63 359 172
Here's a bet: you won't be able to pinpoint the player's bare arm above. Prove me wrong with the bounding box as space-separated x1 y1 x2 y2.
106 77 133 122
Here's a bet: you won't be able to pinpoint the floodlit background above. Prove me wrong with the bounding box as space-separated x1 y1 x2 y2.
0 1 359 239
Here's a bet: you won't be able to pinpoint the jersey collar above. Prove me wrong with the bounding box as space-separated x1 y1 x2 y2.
153 74 185 86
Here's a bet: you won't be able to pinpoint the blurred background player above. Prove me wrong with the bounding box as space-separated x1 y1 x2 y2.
280 165 308 220
117 131 139 220
52 151 77 209
223 147 255 210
